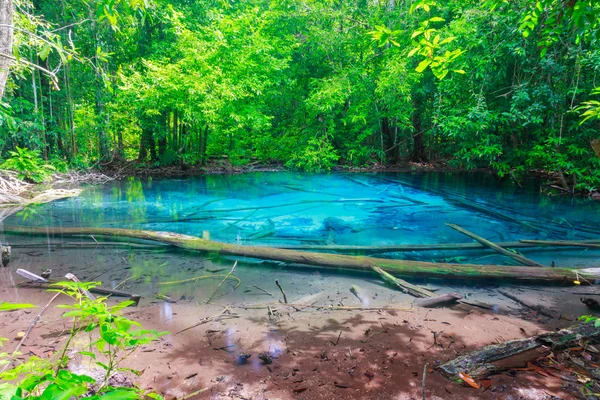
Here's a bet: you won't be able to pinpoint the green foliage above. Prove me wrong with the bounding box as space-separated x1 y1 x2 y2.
1 0 600 191
0 283 166 400
0 302 36 312
579 315 600 328
0 147 55 183
286 136 340 173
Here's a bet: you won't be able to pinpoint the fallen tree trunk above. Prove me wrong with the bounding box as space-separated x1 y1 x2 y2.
446 223 545 267
278 239 600 254
439 322 600 379
4 225 598 284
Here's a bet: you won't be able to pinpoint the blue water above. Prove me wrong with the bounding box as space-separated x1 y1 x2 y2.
2 171 600 306
3 172 600 265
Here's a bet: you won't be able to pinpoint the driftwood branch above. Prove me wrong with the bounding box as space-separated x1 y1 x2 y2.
371 266 434 298
446 223 545 267
414 292 462 308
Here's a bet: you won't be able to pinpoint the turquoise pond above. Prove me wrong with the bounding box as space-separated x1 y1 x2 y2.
1 171 600 306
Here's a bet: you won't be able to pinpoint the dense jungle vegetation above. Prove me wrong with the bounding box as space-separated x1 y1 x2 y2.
0 0 599 191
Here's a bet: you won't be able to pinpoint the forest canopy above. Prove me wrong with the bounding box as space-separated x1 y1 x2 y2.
0 0 599 191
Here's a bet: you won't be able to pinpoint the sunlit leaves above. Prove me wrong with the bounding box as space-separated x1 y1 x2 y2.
404 0 465 80
0 302 37 312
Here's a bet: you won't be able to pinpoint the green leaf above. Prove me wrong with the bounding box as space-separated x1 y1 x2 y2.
39 44 52 61
415 59 432 73
0 302 37 312
407 47 420 57
94 387 140 400
78 351 97 359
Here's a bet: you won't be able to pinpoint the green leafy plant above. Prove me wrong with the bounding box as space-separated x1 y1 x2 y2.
0 282 167 399
579 315 600 327
0 147 56 183
286 136 340 173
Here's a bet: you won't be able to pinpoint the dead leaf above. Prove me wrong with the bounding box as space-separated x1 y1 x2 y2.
334 382 351 388
480 379 492 391
459 371 480 389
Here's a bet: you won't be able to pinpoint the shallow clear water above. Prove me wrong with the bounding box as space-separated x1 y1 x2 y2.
2 171 600 305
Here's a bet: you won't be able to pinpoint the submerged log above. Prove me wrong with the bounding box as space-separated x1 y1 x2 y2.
439 322 600 379
278 239 600 254
4 226 598 284
446 223 545 267
519 239 600 249
497 289 557 318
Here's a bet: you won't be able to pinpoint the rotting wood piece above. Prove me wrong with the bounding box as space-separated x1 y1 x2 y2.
446 223 545 267
4 225 598 284
414 292 463 308
439 322 600 379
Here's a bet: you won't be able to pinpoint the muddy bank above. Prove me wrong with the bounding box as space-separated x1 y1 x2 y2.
1 265 599 399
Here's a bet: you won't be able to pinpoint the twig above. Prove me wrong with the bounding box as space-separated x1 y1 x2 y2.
176 307 233 335
267 305 274 320
1 292 61 372
207 261 238 303
275 280 288 303
114 275 133 290
65 273 96 300
361 330 383 343
0 52 60 90
252 285 274 297
182 388 209 399
422 363 428 400
158 274 241 287
330 331 342 346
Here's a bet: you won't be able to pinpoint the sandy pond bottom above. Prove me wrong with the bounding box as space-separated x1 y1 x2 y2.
2 245 600 399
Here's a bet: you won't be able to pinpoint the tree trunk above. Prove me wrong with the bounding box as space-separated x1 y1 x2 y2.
411 94 428 162
200 125 209 165
138 127 153 162
172 109 178 149
4 225 598 285
381 117 399 164
0 0 12 100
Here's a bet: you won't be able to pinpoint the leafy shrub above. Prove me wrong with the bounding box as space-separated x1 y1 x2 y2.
0 282 167 399
0 147 56 183
158 148 179 166
286 136 340 172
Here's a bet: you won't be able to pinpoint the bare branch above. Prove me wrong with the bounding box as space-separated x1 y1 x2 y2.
0 52 60 90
